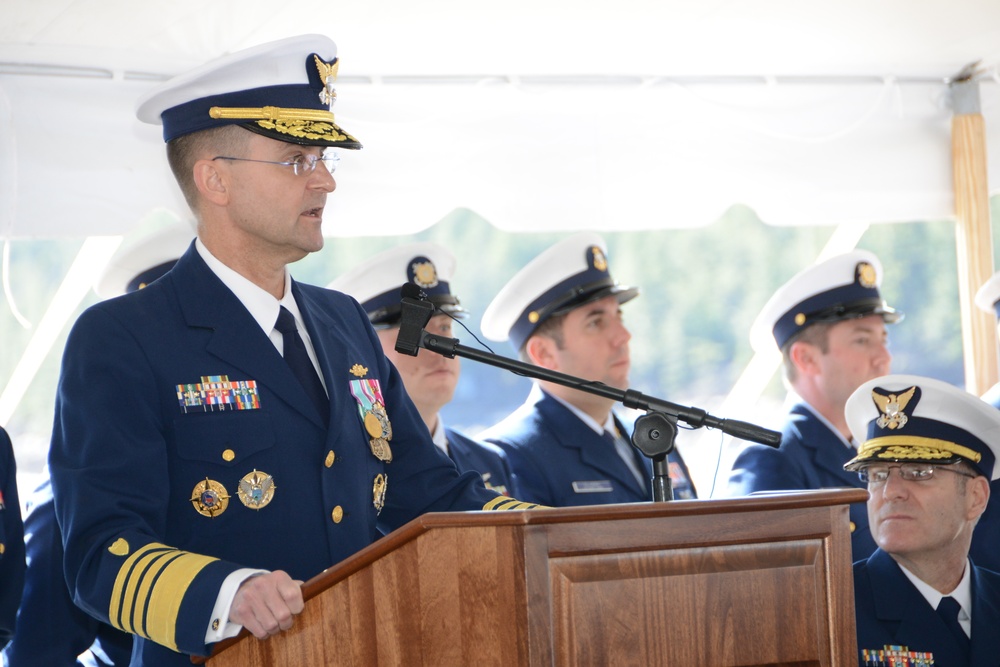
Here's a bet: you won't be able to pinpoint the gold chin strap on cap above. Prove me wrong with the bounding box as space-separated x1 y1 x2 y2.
209 106 336 122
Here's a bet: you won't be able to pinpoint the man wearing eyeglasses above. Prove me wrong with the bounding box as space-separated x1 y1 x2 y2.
47 35 538 666
844 374 1000 666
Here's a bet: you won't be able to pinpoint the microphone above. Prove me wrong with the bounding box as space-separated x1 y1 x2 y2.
394 283 434 356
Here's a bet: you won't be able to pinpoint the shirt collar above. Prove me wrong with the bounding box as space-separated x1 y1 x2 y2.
195 238 297 334
898 558 973 620
536 385 615 435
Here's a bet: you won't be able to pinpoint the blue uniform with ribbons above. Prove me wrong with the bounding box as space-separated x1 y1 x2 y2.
727 402 876 563
444 428 518 498
48 244 528 666
482 388 696 506
853 549 1000 666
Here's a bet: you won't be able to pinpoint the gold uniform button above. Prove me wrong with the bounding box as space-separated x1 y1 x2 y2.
222 449 235 462
332 506 344 523
849 521 856 533
0 543 4 555
324 450 335 468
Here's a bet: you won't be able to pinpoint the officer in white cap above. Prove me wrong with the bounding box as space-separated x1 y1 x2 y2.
47 35 537 666
845 374 1000 665
328 242 516 497
960 271 1000 574
478 232 696 506
3 220 190 666
726 250 900 563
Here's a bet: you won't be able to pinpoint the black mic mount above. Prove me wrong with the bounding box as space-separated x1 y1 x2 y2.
394 288 782 501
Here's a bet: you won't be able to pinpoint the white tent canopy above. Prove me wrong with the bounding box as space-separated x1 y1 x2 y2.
3 0 1000 238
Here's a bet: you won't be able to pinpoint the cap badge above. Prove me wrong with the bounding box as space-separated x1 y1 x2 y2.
409 258 440 289
350 364 368 378
590 246 608 272
857 261 877 288
313 55 339 108
237 470 276 510
873 386 917 430
191 478 230 518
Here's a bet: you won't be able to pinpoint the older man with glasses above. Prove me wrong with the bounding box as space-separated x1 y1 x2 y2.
844 374 1000 666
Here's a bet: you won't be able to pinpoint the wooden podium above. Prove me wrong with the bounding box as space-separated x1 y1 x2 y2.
202 488 865 666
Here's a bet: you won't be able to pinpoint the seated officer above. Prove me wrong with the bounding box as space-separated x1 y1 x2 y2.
3 217 193 666
328 242 516 496
727 250 900 563
966 271 1000 573
0 427 24 650
478 232 696 506
845 374 1000 665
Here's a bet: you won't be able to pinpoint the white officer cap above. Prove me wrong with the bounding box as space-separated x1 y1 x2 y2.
481 232 638 350
327 242 466 328
749 249 901 353
95 214 194 299
845 373 1000 480
974 271 1000 319
136 34 360 148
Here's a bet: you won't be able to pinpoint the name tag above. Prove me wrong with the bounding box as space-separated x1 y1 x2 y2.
572 480 614 494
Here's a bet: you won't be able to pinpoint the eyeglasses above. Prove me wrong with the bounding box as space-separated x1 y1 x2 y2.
858 463 977 485
212 152 340 176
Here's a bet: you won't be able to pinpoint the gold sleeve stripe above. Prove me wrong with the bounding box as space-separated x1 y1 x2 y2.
109 542 218 651
483 496 545 511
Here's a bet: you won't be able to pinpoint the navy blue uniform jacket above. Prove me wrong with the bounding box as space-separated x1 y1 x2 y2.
481 388 696 506
969 384 1000 573
0 428 24 648
48 245 515 666
727 402 876 562
445 427 518 497
2 476 132 666
854 549 1000 666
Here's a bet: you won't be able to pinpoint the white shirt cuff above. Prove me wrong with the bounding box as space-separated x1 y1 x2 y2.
204 568 269 643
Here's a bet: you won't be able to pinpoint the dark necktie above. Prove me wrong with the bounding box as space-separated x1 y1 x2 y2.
936 595 970 659
274 306 328 424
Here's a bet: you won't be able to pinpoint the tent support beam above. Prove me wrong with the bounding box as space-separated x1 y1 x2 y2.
950 76 997 395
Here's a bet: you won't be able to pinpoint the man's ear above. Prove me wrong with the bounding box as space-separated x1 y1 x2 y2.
968 474 990 520
525 334 557 370
789 340 820 376
193 159 229 205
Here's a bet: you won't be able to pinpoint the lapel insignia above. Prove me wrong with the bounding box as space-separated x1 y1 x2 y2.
191 478 230 518
872 386 917 430
350 379 394 462
237 470 276 510
350 364 368 378
176 375 260 413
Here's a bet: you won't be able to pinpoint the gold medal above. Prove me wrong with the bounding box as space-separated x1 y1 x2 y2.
364 410 383 438
369 437 393 463
191 478 230 518
237 470 276 510
373 473 387 513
